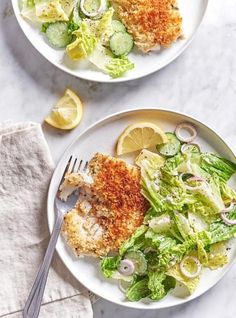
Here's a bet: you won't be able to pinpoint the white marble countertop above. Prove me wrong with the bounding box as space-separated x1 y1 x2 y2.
1 0 236 317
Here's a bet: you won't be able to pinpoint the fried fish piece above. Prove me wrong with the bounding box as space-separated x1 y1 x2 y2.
110 0 183 52
62 153 149 257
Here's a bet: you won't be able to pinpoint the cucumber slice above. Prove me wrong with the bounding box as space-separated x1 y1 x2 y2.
156 132 181 157
109 32 133 56
46 22 72 48
181 143 201 154
111 20 126 33
83 0 101 15
125 251 147 275
79 0 107 18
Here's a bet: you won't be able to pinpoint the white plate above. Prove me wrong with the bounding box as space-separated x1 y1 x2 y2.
12 0 208 83
47 108 236 309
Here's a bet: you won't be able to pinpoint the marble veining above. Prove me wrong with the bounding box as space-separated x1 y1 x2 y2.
0 0 236 317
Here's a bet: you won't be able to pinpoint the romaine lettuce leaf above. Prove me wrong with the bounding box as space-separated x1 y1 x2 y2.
196 237 208 265
66 22 97 59
145 229 177 251
207 242 228 270
158 237 196 269
220 182 236 203
187 177 225 216
82 7 114 46
148 272 175 300
173 211 193 240
89 43 134 78
34 0 69 22
100 255 121 278
119 225 148 256
126 277 150 301
201 153 236 182
207 208 236 244
148 271 166 300
136 150 165 178
167 263 200 294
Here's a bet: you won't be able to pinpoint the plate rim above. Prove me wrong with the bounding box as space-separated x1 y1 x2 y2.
11 0 209 83
47 107 236 309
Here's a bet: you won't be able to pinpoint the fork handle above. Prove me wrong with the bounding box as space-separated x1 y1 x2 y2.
23 211 64 318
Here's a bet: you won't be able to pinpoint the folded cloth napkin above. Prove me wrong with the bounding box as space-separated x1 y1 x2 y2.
0 122 93 318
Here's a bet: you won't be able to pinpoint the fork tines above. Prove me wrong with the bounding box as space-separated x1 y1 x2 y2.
58 156 88 190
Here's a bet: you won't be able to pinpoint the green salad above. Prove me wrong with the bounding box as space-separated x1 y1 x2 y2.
20 0 134 78
101 124 236 302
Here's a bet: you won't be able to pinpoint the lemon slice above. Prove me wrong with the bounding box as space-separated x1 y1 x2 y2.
116 122 167 155
45 89 83 130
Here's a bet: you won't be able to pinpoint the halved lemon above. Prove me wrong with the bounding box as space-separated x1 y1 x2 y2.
45 89 83 130
116 122 167 155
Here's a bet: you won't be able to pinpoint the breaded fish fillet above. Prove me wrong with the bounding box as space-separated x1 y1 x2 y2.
62 153 149 257
110 0 183 52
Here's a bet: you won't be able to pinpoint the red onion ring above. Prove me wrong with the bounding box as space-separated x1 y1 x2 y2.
188 176 206 182
220 212 236 225
179 173 206 191
179 256 201 279
221 202 235 213
175 123 197 143
220 202 236 225
118 259 135 276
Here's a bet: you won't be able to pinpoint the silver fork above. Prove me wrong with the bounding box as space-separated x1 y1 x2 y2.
23 156 87 318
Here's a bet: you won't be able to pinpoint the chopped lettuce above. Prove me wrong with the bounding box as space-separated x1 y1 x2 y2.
83 7 114 45
207 208 236 244
145 229 177 251
119 225 148 256
207 243 228 270
89 44 134 78
148 272 175 300
158 237 197 270
34 0 69 22
126 277 150 301
100 255 121 278
167 263 200 295
173 211 193 241
66 23 97 60
201 153 236 182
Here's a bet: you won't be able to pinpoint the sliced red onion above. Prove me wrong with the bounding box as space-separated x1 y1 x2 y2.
179 173 206 191
179 256 201 279
220 202 236 225
220 212 236 225
181 143 201 154
175 123 197 143
221 202 236 213
179 173 205 183
118 259 135 276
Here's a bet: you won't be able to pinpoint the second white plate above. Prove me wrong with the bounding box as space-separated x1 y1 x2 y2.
12 0 208 82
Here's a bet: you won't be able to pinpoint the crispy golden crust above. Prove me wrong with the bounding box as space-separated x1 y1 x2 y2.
110 0 183 52
89 153 149 250
62 153 149 257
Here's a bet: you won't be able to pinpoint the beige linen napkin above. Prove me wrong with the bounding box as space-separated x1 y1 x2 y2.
0 122 93 318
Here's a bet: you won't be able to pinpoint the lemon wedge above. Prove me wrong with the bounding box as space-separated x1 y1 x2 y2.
116 122 167 155
45 89 83 130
